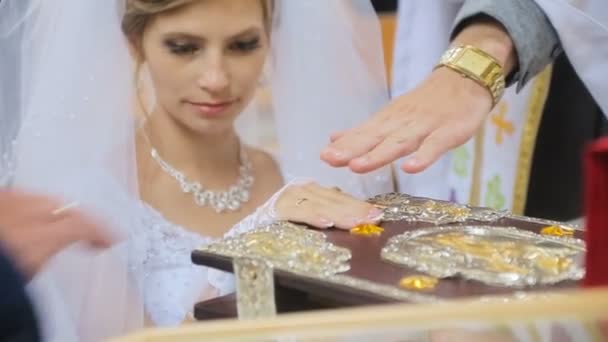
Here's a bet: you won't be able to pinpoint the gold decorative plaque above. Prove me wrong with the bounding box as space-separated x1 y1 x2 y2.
368 193 506 224
201 221 351 276
199 221 440 303
382 225 585 287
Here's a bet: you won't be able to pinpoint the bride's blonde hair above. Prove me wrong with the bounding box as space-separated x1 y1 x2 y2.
121 0 275 43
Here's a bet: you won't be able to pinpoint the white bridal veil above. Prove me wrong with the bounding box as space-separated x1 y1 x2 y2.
0 0 393 340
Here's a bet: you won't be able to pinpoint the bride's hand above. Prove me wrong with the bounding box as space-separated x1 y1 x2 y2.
273 182 384 230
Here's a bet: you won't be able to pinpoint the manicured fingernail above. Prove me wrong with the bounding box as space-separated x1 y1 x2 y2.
329 150 346 159
319 218 335 228
405 157 419 168
366 208 384 222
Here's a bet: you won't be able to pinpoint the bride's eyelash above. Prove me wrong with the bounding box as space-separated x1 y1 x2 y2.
164 37 260 56
165 40 199 55
229 37 261 53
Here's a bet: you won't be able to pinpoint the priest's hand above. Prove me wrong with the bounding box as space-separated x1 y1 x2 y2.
321 19 516 174
0 189 113 279
274 182 383 230
322 67 492 174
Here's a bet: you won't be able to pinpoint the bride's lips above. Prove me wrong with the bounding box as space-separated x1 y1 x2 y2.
188 100 236 118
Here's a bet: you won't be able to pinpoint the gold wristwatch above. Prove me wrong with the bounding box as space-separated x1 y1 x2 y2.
435 45 506 106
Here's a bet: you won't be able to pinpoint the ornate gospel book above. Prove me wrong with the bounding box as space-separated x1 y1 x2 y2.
191 193 585 320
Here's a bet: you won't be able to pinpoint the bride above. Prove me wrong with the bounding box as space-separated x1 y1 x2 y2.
0 0 393 340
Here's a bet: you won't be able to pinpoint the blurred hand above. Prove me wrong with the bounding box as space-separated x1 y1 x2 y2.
322 68 492 174
274 182 383 229
0 190 113 279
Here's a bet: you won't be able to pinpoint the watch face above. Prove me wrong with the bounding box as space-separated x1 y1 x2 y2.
457 49 494 77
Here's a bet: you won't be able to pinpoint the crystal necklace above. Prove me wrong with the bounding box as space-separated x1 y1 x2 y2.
149 143 254 213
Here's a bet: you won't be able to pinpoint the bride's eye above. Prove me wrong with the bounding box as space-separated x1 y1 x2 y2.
165 40 200 56
229 37 261 53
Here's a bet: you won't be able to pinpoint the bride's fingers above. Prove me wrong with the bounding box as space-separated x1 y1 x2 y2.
275 197 335 229
275 183 383 230
306 185 383 228
283 200 364 230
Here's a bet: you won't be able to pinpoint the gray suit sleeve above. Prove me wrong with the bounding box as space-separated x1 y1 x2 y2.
452 0 562 91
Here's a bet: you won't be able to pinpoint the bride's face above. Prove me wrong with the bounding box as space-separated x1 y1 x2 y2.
140 0 269 135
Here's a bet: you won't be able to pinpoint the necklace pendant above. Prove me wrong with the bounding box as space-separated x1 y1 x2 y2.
181 181 201 194
239 189 250 202
150 143 254 214
227 200 241 212
195 191 209 206
213 201 228 213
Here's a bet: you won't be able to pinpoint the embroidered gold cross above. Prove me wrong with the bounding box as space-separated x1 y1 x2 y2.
491 102 514 145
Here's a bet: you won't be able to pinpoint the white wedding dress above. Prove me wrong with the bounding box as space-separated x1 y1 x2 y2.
135 194 277 326
136 203 236 326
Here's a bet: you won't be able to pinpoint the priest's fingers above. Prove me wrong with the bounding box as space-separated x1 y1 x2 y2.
401 125 472 174
321 88 416 169
329 130 346 143
347 120 434 174
320 115 390 167
321 68 492 174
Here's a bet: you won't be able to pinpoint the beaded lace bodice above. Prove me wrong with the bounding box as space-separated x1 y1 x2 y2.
132 190 281 326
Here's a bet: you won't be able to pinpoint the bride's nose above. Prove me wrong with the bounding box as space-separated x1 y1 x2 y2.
197 54 230 93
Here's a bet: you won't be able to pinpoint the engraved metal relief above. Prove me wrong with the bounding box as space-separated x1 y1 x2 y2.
509 214 582 231
233 257 277 319
201 221 351 276
199 221 440 303
200 193 582 303
382 225 585 287
368 193 506 224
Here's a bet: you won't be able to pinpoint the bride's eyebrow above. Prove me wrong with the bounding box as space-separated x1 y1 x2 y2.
161 32 204 42
227 27 263 40
160 26 262 42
